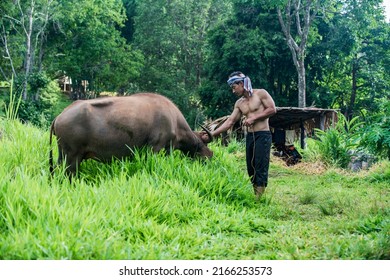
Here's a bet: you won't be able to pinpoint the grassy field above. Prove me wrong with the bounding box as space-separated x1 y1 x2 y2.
0 119 389 259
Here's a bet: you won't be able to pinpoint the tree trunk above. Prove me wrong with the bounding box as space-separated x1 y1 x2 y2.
297 60 306 108
345 59 358 120
0 26 17 79
37 4 51 72
37 32 45 72
277 0 317 108
22 1 36 100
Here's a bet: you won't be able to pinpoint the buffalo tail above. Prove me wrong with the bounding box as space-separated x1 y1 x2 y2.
49 119 55 174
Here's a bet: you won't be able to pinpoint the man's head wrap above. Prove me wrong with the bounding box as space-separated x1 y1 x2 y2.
227 73 253 96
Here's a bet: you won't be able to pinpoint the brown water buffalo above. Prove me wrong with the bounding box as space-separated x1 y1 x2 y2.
49 93 213 176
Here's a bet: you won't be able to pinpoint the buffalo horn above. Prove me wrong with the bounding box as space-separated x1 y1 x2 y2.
199 124 213 142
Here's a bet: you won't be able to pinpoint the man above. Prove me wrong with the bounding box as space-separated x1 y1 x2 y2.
203 71 276 199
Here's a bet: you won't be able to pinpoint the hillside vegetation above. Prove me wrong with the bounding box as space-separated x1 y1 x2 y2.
0 120 389 259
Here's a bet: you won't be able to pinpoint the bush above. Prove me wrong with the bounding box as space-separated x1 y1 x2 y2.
295 138 322 162
18 100 50 128
314 114 362 168
359 100 390 160
16 72 69 127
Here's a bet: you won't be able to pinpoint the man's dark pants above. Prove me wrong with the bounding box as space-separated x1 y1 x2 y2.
246 131 272 187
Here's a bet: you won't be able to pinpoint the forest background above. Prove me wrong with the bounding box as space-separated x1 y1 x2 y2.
0 0 389 160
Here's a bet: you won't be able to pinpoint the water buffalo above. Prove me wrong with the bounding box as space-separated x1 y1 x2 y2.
49 93 213 176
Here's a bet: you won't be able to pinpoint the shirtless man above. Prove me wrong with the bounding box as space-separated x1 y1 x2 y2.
203 71 276 198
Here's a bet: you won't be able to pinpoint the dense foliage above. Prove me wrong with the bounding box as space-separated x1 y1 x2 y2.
1 0 389 127
359 100 390 159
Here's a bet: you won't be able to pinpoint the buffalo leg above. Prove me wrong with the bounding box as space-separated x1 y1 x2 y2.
58 148 82 177
65 154 82 177
56 146 76 175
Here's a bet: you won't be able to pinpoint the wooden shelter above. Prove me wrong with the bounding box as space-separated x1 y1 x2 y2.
270 107 339 149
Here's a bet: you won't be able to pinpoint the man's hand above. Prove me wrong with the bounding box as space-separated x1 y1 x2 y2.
199 131 212 142
243 117 254 127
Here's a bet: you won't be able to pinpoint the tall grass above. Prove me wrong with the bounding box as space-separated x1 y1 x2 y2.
0 120 389 259
4 75 22 121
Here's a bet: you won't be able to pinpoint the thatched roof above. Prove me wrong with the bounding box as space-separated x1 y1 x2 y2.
269 107 339 129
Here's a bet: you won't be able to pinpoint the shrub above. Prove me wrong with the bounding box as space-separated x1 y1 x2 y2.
359 100 390 160
17 72 68 127
314 114 362 168
296 138 323 163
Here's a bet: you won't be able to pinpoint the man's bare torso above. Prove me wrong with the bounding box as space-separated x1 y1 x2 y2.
235 89 271 132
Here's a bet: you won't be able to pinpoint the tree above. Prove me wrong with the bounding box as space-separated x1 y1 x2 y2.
1 0 143 99
340 0 388 119
0 0 58 100
132 0 230 91
199 0 296 118
45 0 143 95
306 0 389 118
276 0 327 108
131 0 231 125
0 0 17 79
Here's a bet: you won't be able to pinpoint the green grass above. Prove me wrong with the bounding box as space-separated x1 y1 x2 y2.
0 119 389 259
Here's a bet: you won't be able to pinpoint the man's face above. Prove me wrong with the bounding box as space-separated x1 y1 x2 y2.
231 82 244 96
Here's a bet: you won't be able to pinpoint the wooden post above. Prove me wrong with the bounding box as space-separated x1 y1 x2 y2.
300 119 305 149
320 112 326 131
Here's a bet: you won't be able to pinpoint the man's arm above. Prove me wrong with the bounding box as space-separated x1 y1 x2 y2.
212 105 242 138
